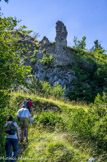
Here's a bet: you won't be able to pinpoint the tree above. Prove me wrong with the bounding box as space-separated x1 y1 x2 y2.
0 15 32 156
94 40 103 50
73 36 86 50
79 36 86 49
0 16 31 90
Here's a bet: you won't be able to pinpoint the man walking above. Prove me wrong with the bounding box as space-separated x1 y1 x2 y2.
17 104 31 142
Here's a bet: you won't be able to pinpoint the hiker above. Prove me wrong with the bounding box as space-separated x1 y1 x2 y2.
17 104 31 142
24 98 33 116
4 115 20 162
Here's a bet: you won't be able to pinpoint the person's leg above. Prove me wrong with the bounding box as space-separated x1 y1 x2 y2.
25 128 28 142
21 128 24 142
24 118 29 142
5 138 11 161
11 139 18 162
20 118 24 142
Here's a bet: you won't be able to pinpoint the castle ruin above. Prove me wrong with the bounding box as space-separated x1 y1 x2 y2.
40 21 72 66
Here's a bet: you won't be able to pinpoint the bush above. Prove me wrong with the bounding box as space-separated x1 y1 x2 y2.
25 76 65 99
42 82 65 98
92 116 107 150
69 93 107 150
70 108 93 138
0 91 11 157
52 83 65 99
94 92 107 105
35 112 63 128
30 58 37 64
40 53 54 67
42 82 52 96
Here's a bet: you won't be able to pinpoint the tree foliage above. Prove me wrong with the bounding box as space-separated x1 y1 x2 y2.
68 44 107 102
0 16 31 90
73 36 86 49
0 15 32 157
94 40 103 50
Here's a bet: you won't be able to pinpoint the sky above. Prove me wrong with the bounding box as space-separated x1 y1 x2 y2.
0 0 107 50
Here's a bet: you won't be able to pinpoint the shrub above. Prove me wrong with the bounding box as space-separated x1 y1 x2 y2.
70 108 93 138
52 83 65 99
91 116 107 150
42 82 65 98
42 82 52 96
40 53 54 67
25 77 65 99
30 49 38 64
24 76 43 94
30 58 37 64
0 91 11 157
35 112 63 128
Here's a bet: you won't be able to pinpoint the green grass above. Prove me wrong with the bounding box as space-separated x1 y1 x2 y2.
19 128 89 162
7 92 106 162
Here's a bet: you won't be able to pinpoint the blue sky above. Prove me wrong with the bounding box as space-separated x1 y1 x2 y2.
0 0 107 50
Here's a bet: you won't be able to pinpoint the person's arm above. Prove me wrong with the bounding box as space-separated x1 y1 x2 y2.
28 115 31 120
17 115 20 122
14 122 20 143
28 110 31 120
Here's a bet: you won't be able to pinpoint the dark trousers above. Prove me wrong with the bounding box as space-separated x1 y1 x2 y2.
5 138 18 162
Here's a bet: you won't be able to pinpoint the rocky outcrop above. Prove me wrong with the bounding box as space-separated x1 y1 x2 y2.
20 21 76 93
32 50 76 93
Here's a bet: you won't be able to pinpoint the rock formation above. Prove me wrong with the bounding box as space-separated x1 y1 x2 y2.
21 21 76 93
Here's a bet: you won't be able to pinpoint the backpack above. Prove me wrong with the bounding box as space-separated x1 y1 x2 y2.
24 100 30 109
5 122 16 135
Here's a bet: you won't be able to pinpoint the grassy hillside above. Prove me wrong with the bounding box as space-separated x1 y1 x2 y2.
1 91 106 162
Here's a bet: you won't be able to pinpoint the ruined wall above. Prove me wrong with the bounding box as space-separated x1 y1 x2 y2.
40 21 73 66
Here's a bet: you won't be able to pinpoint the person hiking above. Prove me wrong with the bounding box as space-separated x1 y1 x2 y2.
24 98 33 116
17 104 31 142
4 115 20 162
28 98 33 116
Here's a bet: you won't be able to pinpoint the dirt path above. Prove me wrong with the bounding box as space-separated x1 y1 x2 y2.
16 142 27 161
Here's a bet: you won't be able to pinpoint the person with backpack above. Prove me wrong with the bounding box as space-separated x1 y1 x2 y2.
4 115 20 162
24 98 33 116
17 104 31 142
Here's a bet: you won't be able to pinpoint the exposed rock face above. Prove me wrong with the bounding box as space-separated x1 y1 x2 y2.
32 50 76 93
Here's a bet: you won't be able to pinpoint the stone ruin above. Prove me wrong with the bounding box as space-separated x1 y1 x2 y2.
40 21 72 66
22 21 75 93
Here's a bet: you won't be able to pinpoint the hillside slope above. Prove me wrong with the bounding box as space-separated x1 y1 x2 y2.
8 92 107 162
